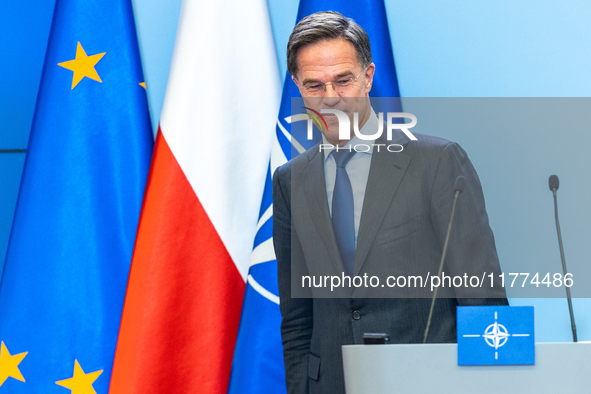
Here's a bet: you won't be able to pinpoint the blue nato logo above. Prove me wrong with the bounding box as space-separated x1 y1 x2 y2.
457 306 535 365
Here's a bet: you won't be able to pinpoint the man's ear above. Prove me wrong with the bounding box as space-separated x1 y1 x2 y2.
292 75 299 87
364 63 376 94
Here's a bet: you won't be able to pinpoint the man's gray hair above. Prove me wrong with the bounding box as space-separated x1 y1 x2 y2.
287 11 372 78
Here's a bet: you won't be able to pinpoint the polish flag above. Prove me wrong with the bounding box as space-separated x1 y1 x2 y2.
109 0 280 392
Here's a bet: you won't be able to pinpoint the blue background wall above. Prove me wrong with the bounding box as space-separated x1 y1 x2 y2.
1 0 589 343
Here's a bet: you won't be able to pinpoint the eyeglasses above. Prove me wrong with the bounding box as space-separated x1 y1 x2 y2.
297 71 363 97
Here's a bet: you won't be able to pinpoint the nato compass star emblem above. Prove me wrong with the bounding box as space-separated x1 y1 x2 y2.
457 306 535 365
483 319 510 353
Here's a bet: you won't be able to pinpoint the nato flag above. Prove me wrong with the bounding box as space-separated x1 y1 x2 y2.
0 0 153 392
458 306 535 365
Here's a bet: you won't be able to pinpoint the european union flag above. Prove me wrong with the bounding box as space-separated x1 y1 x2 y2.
0 0 153 392
457 306 535 365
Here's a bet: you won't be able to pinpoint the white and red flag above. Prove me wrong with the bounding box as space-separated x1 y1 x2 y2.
109 0 280 392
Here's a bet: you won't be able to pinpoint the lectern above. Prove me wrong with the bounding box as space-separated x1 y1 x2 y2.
342 343 590 393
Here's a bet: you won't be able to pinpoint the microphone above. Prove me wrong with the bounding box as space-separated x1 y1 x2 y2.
549 175 559 191
423 176 466 343
549 175 577 342
454 175 466 194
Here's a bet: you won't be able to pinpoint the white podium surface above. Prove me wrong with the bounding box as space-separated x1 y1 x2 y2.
342 343 591 394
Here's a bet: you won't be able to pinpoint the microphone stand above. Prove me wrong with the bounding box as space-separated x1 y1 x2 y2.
423 176 465 344
550 175 577 342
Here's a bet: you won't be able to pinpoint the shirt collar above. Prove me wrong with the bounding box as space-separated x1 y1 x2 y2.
323 107 379 162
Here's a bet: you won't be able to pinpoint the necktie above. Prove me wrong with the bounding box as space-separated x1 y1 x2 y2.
331 148 356 276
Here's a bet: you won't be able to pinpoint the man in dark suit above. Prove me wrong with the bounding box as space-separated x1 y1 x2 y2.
273 11 507 394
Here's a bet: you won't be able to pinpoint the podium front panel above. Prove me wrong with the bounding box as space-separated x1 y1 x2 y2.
342 343 590 393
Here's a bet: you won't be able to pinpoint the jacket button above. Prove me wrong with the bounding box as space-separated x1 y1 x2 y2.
352 310 361 320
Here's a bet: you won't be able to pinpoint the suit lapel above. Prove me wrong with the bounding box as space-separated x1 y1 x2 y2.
354 134 411 276
301 148 344 274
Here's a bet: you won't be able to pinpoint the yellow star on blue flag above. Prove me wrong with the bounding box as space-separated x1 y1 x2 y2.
56 360 103 394
58 42 105 89
0 342 27 386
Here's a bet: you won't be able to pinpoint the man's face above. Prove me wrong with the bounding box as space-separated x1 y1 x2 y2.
293 38 375 146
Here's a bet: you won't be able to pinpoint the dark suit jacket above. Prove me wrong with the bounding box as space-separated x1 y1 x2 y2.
273 131 507 394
